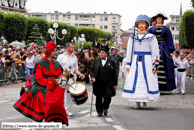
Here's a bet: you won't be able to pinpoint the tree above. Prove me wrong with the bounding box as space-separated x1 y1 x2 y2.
165 23 170 29
3 13 27 43
26 17 49 43
179 10 194 49
191 0 194 8
26 24 46 46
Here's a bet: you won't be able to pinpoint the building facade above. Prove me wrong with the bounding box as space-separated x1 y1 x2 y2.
27 11 122 42
0 0 27 14
169 3 182 48
169 15 182 48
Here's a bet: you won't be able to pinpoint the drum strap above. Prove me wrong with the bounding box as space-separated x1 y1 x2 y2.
63 54 76 81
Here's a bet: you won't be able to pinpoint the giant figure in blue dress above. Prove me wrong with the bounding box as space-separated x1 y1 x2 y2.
148 12 176 91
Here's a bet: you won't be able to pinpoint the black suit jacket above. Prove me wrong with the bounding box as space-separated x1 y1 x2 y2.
89 58 117 97
92 42 100 49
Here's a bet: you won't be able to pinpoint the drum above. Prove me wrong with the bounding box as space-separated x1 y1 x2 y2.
69 81 88 105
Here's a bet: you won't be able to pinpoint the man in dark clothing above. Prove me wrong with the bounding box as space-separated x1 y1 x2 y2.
108 49 123 83
90 46 117 117
92 37 100 49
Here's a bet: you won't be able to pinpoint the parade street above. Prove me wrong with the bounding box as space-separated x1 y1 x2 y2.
0 74 194 130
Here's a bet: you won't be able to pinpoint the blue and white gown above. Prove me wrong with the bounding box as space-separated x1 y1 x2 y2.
122 33 160 102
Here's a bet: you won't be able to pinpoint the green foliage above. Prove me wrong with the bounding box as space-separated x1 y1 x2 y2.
165 23 170 29
78 27 111 42
179 10 194 49
74 41 93 49
26 24 46 46
26 17 49 43
0 12 4 36
3 13 27 43
68 25 78 41
191 0 194 8
47 22 71 46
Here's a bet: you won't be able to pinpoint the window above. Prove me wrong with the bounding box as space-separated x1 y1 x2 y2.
67 23 70 25
100 25 103 29
113 16 117 22
15 1 19 8
63 15 66 20
43 15 47 19
92 15 95 21
55 15 59 20
171 27 175 31
51 15 54 20
83 24 88 27
92 24 95 28
67 15 71 20
104 16 108 21
75 15 79 20
28 15 31 17
83 15 88 19
175 35 179 40
75 24 78 27
176 19 180 23
100 16 103 21
176 27 180 31
104 25 108 29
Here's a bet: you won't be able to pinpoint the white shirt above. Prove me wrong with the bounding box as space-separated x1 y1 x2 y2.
173 55 180 66
95 42 98 46
57 52 78 73
174 58 190 69
101 57 107 66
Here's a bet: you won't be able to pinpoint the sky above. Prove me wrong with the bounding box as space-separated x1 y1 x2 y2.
26 0 193 30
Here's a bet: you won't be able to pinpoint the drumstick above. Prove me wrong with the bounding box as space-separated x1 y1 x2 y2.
59 79 76 90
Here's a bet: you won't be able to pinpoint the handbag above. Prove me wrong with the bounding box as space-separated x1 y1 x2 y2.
47 77 56 90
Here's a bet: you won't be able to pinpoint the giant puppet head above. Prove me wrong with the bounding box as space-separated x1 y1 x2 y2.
151 12 168 25
135 15 150 32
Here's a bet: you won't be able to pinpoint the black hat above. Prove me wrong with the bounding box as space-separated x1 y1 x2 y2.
99 46 109 53
152 12 168 20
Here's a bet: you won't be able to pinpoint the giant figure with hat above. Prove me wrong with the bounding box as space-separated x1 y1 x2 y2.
122 15 160 108
148 12 176 91
13 41 69 127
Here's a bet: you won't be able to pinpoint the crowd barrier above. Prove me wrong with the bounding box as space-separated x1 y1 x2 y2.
0 64 26 86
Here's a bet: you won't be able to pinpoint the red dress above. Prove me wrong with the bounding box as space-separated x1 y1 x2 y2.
13 56 68 126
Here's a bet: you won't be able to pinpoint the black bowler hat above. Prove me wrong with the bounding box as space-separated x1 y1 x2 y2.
99 46 109 53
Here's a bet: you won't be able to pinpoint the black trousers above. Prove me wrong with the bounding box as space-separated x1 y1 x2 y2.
95 96 111 113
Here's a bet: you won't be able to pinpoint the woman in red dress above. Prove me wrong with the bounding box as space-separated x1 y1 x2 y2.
13 41 68 126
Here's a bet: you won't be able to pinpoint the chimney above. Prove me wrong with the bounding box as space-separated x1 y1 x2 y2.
104 11 106 14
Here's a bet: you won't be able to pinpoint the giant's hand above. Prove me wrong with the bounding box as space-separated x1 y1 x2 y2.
153 67 158 74
126 68 130 73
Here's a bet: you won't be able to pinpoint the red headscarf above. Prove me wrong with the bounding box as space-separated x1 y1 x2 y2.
45 41 56 56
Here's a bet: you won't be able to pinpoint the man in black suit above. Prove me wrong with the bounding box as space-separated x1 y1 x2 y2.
91 37 100 49
89 46 117 117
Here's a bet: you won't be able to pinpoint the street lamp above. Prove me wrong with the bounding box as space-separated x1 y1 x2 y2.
48 23 67 44
71 34 85 51
80 34 85 49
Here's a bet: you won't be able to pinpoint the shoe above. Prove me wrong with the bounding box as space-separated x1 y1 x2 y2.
182 93 185 95
135 102 140 109
176 90 179 94
98 112 102 117
104 109 108 116
143 102 147 108
67 111 73 116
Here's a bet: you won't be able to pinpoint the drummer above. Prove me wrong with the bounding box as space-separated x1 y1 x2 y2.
57 42 85 116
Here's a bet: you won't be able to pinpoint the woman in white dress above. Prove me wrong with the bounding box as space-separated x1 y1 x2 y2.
122 15 160 108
